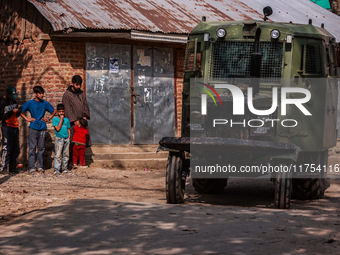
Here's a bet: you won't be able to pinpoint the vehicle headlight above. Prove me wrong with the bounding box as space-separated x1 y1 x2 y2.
270 29 280 39
216 28 226 38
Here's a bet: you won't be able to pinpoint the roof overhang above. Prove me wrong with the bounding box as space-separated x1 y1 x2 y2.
130 31 187 43
48 32 131 39
42 30 188 44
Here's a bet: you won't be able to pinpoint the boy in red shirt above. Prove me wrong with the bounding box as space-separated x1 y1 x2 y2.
72 118 88 167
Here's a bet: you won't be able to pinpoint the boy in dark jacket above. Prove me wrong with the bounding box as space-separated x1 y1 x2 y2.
0 86 21 174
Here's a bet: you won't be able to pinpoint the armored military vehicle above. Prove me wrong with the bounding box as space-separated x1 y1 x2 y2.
159 8 338 208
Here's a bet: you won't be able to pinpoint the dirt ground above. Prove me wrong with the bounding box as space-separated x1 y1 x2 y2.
1 167 340 254
1 167 340 222
0 167 166 223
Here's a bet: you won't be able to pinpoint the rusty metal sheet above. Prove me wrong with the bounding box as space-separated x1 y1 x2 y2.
28 0 259 33
86 43 132 144
27 0 340 41
133 46 175 144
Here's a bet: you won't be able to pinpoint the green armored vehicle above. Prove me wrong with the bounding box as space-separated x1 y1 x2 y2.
159 8 338 209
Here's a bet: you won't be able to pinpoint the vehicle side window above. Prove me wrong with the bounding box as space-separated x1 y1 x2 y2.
304 44 322 75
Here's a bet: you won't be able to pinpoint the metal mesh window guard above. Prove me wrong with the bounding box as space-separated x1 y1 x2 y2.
210 41 283 80
304 44 322 74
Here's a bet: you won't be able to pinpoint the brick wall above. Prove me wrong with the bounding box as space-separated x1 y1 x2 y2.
0 39 85 104
0 39 85 168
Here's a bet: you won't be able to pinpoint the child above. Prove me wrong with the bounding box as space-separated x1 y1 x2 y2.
21 86 56 173
53 104 71 174
0 86 21 174
72 118 88 167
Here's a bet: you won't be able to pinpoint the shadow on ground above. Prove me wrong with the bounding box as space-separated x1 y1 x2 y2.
0 198 339 254
185 178 275 208
185 177 340 211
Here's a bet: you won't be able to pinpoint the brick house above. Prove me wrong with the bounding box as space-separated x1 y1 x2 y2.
1 0 339 167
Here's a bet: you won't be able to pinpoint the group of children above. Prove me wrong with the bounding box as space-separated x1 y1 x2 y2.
53 104 89 175
0 85 89 175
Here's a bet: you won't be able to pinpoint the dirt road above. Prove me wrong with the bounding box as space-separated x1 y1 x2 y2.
0 168 339 254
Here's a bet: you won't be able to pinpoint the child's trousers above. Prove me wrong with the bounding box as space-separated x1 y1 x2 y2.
73 144 86 166
54 137 70 172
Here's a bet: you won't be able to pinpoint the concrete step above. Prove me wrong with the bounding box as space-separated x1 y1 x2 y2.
85 145 169 170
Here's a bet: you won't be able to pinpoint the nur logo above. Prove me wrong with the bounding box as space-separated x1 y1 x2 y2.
200 83 312 117
199 82 222 115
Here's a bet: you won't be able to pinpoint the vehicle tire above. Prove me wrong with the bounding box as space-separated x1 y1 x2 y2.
292 178 329 200
274 170 292 209
166 152 185 204
292 150 330 200
192 178 228 194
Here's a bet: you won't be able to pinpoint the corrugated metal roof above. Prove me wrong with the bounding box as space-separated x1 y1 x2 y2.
27 0 340 41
